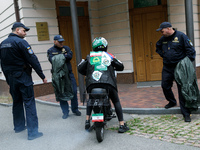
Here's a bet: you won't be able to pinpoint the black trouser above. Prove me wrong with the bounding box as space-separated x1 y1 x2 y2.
86 84 124 122
8 72 39 137
162 64 191 116
59 73 79 115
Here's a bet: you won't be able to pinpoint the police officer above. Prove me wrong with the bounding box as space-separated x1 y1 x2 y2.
156 22 196 122
47 35 81 119
0 22 47 140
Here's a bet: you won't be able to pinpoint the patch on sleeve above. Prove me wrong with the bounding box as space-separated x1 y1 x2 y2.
27 46 34 55
187 39 193 47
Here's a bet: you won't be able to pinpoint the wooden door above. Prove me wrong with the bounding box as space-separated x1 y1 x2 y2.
56 1 92 84
130 2 167 82
132 14 146 81
143 12 166 81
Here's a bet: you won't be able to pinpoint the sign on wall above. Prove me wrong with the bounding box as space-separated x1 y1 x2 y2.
36 22 49 41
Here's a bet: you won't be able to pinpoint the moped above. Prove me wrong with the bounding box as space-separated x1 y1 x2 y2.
86 88 116 142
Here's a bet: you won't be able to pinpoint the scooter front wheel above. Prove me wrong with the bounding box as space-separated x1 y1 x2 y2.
96 126 104 142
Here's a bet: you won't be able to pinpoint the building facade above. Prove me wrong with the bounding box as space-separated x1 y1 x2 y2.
0 0 200 97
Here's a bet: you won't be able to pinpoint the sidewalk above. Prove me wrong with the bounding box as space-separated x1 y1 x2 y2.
36 82 175 108
35 79 200 114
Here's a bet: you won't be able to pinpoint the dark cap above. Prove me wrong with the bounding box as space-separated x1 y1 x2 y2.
54 35 65 42
11 22 30 31
156 22 172 31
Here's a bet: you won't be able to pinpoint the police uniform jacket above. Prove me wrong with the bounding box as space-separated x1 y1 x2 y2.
156 30 196 65
47 45 73 74
0 33 45 86
78 54 124 91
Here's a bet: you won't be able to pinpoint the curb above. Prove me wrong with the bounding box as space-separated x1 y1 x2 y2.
122 107 200 114
0 103 12 107
2 99 200 115
35 99 200 115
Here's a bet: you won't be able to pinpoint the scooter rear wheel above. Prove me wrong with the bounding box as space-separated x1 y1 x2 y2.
96 126 104 142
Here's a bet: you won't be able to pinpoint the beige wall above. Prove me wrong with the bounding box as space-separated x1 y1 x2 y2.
17 0 58 83
0 0 16 40
89 0 133 73
0 0 200 83
0 0 16 78
168 0 200 66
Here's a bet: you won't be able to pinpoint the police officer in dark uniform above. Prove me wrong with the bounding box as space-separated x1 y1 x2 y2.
0 22 47 140
156 22 196 122
47 35 81 119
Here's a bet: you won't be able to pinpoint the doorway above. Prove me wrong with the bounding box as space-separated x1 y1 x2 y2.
56 1 92 84
129 0 167 82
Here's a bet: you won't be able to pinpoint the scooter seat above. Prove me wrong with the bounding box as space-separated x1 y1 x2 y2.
90 88 107 99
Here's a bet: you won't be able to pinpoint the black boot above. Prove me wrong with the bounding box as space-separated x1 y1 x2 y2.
118 123 129 133
28 132 43 140
85 120 90 130
184 115 191 122
165 102 177 109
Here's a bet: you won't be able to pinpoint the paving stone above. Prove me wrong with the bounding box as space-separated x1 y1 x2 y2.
175 136 183 138
195 141 200 144
168 134 174 136
185 143 194 146
173 141 185 144
187 140 196 144
179 132 187 134
183 136 191 140
193 144 200 148
177 138 187 142
187 134 195 137
144 135 152 138
195 130 200 132
120 114 200 149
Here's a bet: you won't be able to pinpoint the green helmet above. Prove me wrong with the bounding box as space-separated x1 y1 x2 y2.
92 37 108 51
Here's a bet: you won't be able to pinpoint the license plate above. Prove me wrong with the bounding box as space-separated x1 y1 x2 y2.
92 113 104 122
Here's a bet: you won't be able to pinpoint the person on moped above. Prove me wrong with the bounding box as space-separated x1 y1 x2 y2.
78 37 129 133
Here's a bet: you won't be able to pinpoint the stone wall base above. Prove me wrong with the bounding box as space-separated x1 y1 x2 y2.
116 72 135 84
0 79 54 97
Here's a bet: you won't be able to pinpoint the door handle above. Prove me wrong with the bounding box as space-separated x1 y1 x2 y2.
150 42 153 59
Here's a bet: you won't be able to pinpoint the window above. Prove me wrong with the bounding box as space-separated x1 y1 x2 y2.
134 0 161 8
59 6 85 16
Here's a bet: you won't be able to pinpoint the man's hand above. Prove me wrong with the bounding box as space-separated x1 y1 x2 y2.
43 78 48 83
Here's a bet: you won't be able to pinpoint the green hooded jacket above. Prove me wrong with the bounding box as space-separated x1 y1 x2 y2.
51 54 74 101
174 56 200 111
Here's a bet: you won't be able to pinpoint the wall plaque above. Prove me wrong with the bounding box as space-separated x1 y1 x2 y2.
36 22 50 41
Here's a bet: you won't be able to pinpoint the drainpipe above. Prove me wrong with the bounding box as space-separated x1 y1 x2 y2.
185 0 195 68
70 0 85 102
13 0 20 22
